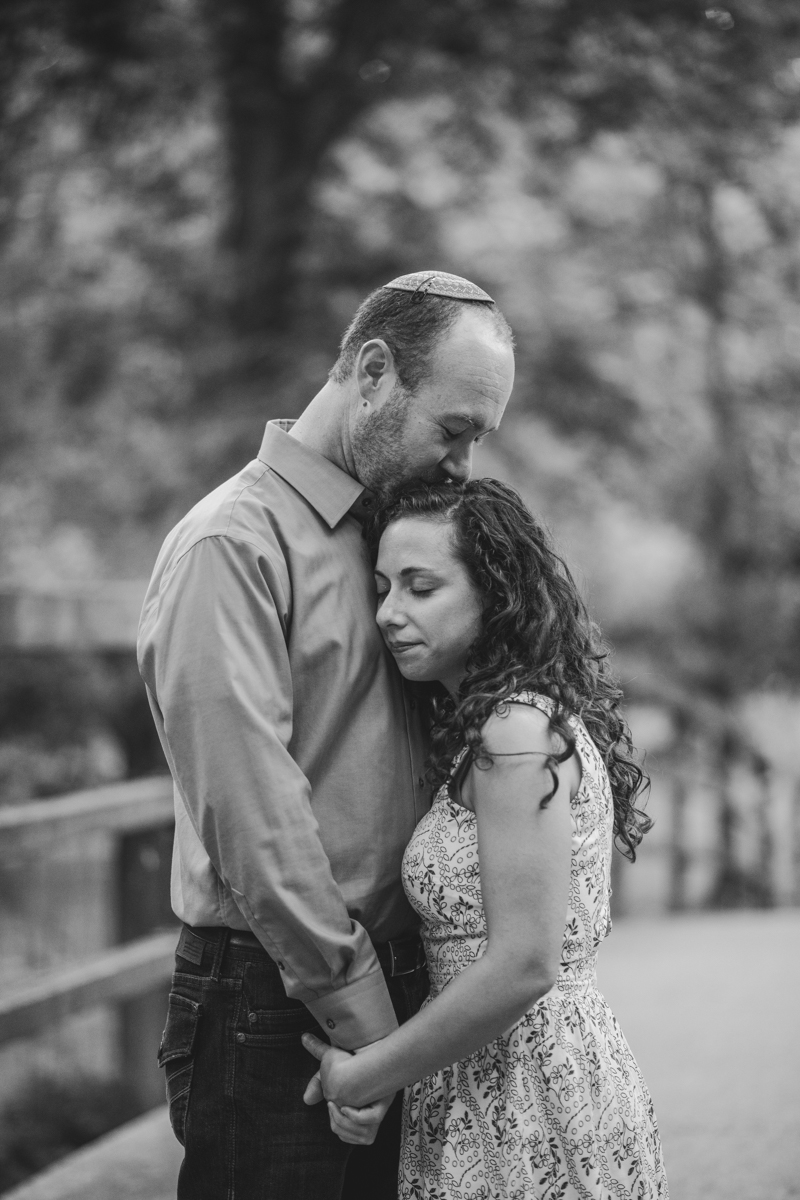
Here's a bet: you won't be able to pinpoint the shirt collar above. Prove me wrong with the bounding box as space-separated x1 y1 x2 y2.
258 420 374 529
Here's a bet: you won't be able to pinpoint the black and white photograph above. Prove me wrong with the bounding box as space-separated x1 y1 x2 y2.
0 3 799 1198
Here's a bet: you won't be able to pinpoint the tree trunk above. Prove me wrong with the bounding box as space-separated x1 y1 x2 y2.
201 0 401 336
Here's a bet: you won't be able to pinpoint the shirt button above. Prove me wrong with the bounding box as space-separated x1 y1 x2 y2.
362 497 373 508
236 1032 246 1043
277 961 285 971
418 777 425 789
326 1018 336 1030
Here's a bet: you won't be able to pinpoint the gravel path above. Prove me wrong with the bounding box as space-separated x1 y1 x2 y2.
598 909 800 1200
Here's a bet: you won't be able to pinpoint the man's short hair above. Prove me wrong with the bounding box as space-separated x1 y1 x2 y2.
330 287 514 392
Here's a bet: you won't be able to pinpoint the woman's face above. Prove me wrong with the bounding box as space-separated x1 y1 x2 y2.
374 516 483 694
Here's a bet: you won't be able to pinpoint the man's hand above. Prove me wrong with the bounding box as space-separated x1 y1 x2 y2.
301 1032 395 1145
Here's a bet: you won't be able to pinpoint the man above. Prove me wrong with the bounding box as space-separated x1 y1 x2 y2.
137 270 515 1199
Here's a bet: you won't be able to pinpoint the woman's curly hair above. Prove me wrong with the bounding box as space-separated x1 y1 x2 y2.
367 477 651 860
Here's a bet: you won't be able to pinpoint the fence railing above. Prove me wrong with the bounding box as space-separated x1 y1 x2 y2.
0 583 146 650
0 776 176 1107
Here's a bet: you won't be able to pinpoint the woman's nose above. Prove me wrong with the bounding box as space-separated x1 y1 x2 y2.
442 441 473 482
376 592 403 630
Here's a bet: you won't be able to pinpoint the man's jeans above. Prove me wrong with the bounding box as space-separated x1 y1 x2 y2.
158 926 429 1200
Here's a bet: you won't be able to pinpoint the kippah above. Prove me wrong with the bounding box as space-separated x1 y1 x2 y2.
382 270 494 304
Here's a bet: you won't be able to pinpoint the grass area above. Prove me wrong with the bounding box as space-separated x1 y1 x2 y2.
0 1074 139 1194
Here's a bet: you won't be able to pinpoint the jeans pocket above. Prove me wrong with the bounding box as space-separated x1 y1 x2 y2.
238 959 319 1044
158 991 202 1146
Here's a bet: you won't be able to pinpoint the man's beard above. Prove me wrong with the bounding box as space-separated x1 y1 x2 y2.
351 384 449 502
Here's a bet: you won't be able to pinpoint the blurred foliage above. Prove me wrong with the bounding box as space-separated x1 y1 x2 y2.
0 652 165 800
1 0 800 796
0 1072 139 1191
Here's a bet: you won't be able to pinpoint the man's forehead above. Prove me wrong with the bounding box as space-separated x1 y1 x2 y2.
434 308 514 369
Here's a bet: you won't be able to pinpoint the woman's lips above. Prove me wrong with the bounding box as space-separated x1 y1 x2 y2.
387 641 422 654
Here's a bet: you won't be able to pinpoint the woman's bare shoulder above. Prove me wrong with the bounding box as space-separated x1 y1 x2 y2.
481 701 553 756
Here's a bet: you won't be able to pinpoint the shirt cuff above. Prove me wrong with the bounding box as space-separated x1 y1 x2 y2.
305 970 398 1050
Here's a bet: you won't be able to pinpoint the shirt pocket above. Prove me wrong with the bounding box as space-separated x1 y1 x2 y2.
158 992 202 1145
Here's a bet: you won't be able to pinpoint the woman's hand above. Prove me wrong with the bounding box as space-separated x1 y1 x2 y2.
301 1032 395 1145
326 1098 391 1145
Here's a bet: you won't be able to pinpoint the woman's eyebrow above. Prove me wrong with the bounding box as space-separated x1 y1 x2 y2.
399 566 439 578
375 565 441 580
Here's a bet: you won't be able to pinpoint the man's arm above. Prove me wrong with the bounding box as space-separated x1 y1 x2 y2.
138 533 397 1050
302 704 576 1102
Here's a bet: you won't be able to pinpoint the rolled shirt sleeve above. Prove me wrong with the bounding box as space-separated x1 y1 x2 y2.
139 533 398 1049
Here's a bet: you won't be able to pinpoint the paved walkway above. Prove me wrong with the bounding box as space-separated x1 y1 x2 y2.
4 909 799 1199
598 909 800 1200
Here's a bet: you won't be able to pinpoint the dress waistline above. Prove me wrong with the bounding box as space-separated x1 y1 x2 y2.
549 954 599 996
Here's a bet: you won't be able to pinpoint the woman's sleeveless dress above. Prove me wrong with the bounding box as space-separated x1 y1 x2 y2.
399 694 668 1200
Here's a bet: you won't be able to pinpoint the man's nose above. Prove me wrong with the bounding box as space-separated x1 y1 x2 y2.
442 442 473 482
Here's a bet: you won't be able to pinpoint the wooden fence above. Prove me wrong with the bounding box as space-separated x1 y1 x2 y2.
0 586 179 1193
0 584 146 651
0 778 176 1108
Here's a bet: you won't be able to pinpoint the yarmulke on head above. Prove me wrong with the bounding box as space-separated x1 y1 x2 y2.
330 271 512 392
383 270 495 305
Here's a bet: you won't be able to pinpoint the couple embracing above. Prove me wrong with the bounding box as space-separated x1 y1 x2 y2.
138 272 669 1200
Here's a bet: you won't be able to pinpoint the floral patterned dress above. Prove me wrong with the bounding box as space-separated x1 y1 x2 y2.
399 694 668 1200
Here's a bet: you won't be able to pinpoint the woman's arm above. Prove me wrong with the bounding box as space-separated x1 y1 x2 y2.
305 703 578 1109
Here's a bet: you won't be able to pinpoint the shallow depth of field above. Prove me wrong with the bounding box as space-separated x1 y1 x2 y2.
0 3 799 1197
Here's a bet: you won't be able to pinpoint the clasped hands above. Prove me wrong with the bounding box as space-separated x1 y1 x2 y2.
302 1033 394 1146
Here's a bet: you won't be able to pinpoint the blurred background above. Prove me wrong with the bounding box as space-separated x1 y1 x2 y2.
1 0 799 1194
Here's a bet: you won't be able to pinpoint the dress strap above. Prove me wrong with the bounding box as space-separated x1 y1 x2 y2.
505 689 555 716
449 746 474 796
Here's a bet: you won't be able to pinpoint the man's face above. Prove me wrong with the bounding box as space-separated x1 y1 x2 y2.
351 308 515 500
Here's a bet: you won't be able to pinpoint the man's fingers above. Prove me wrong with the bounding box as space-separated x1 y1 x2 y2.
301 1033 329 1061
302 1072 324 1106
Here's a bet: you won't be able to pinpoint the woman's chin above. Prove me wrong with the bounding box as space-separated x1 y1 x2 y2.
396 662 425 682
392 656 433 684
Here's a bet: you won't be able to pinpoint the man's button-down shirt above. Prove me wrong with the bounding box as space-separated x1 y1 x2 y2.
138 420 430 1049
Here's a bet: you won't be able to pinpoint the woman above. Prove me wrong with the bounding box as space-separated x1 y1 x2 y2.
303 478 668 1199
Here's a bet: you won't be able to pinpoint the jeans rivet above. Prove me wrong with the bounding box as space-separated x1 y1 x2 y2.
248 1012 257 1023
236 1032 246 1043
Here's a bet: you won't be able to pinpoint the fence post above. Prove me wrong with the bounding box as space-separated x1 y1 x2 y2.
116 824 175 1109
753 755 774 908
668 771 689 911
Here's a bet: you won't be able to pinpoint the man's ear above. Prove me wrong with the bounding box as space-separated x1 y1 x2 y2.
355 339 396 407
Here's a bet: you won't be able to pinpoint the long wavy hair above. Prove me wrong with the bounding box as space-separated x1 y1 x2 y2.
367 478 651 860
